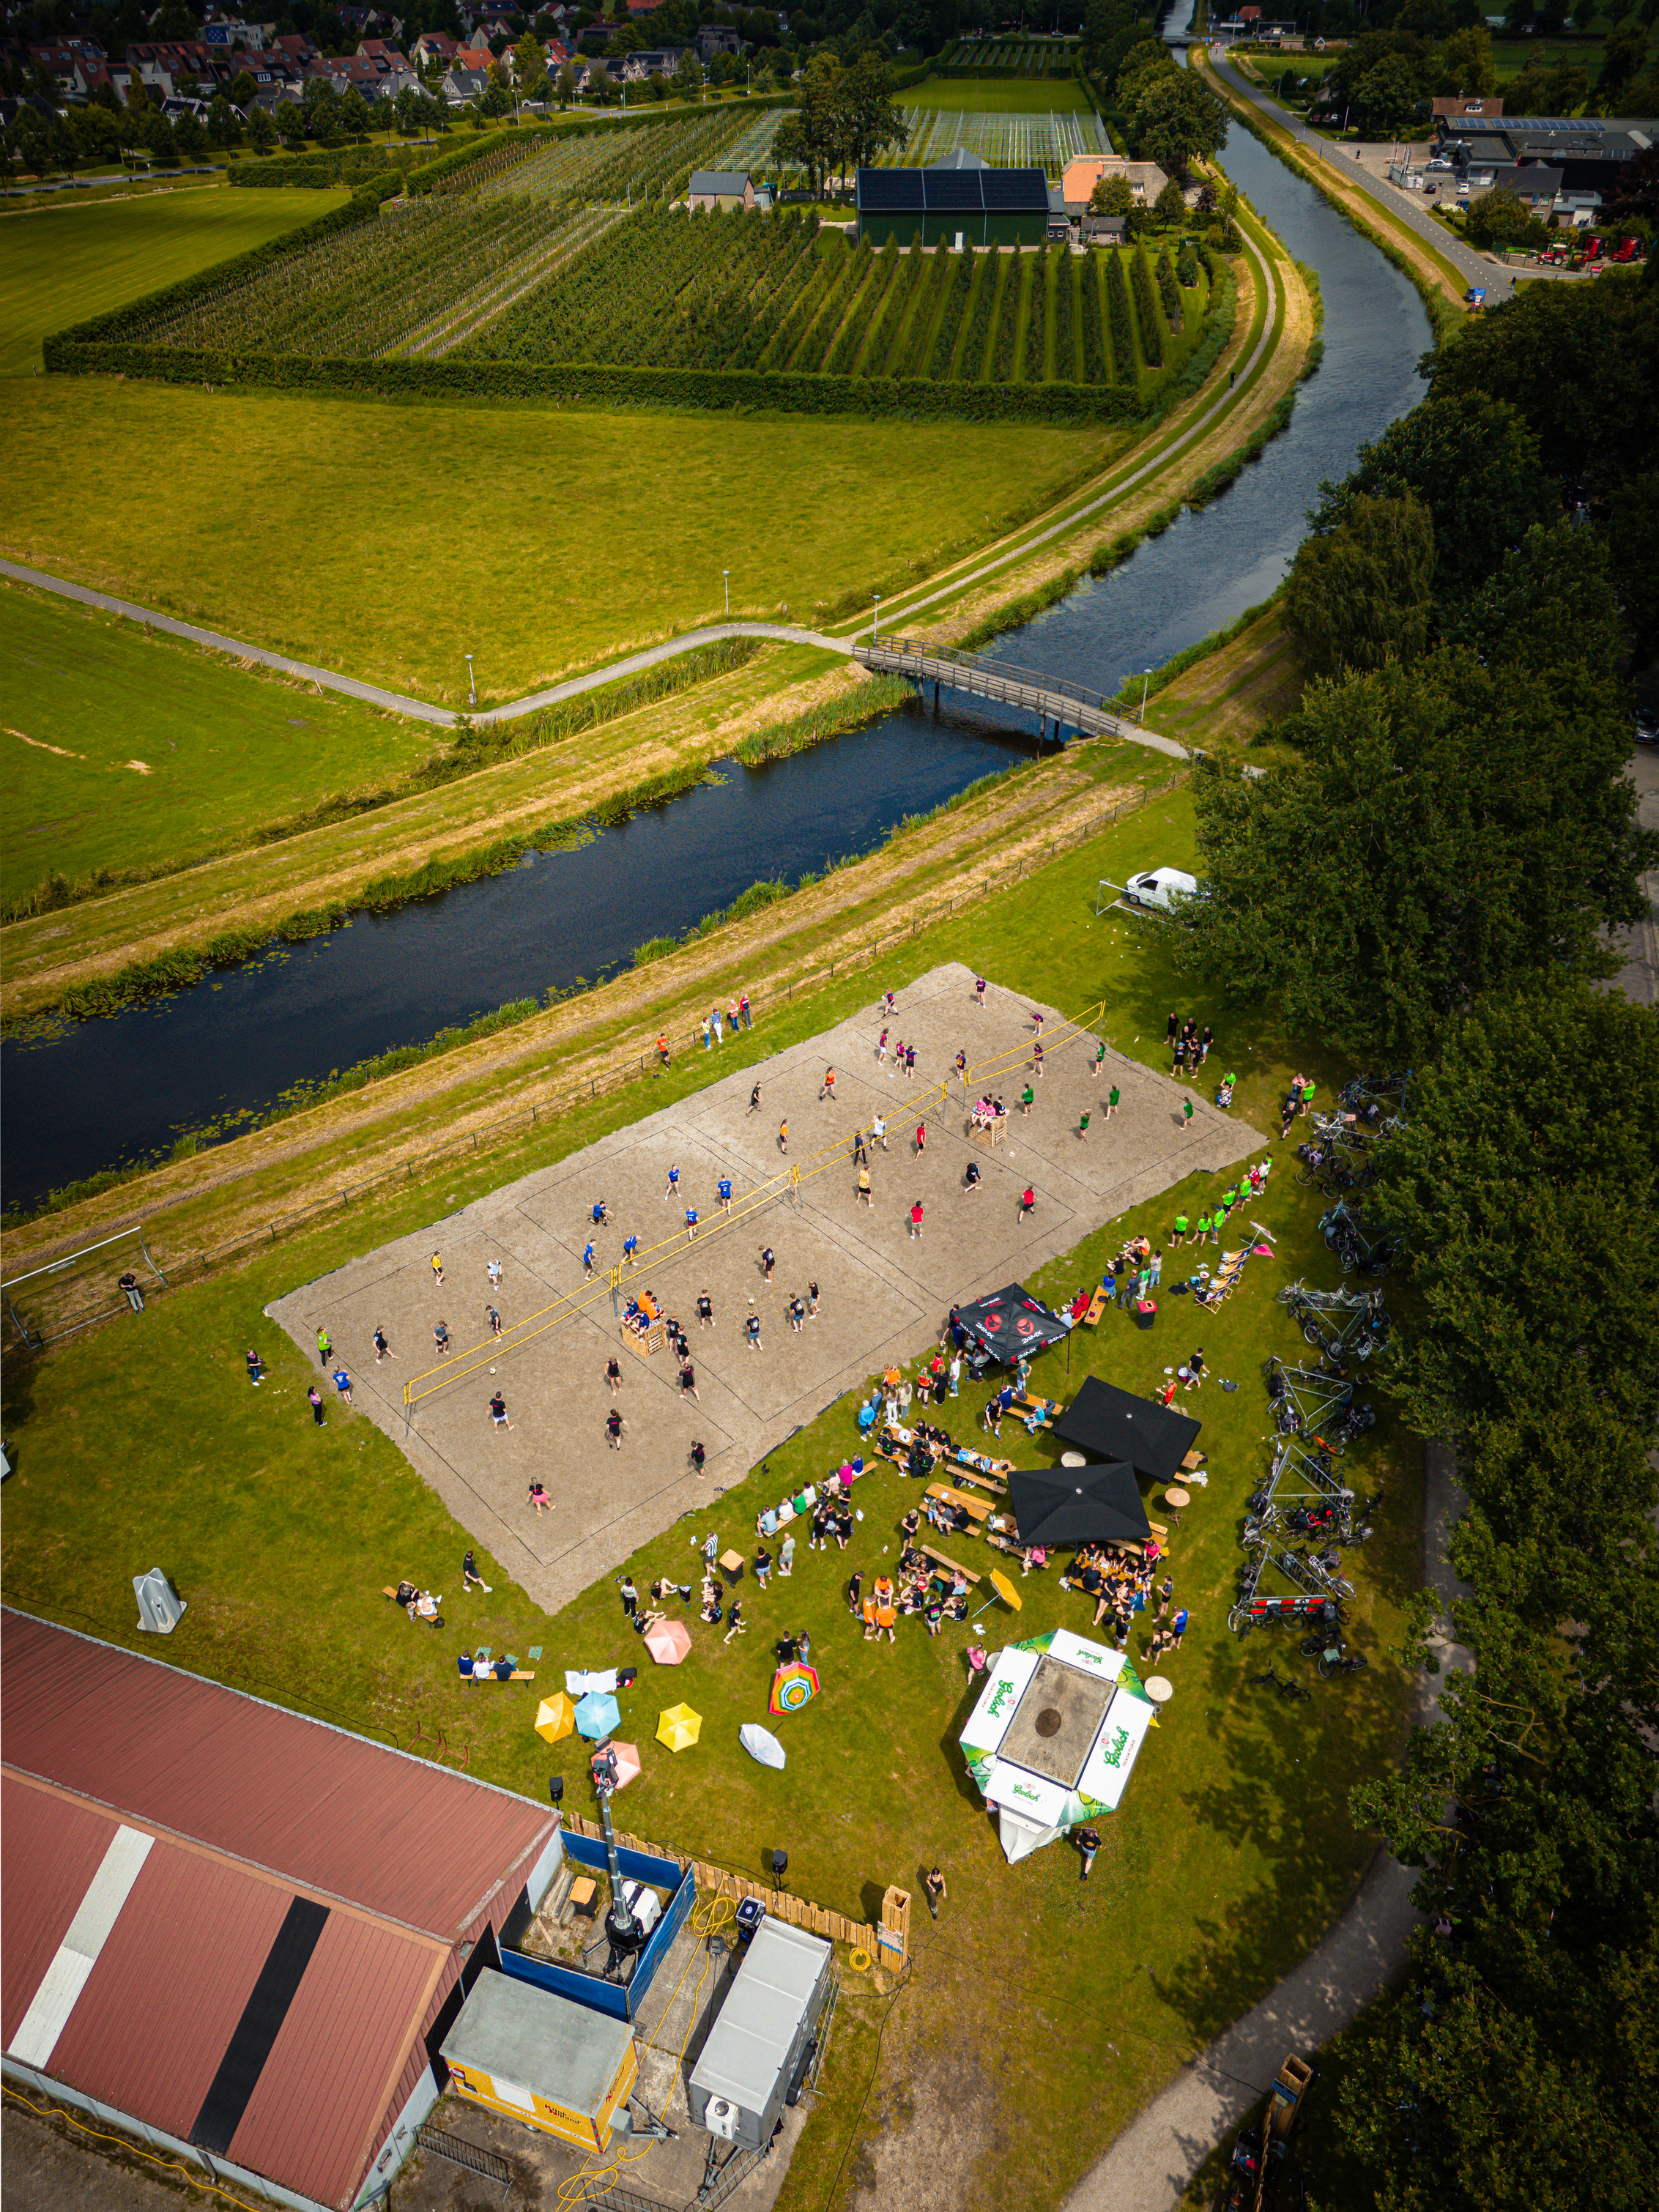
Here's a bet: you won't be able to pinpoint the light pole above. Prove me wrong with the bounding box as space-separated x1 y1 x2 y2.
466 653 475 706
1140 667 1153 719
872 592 881 641
722 569 730 617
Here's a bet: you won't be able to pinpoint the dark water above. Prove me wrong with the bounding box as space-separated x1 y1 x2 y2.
1 714 1044 1207
3 61 1431 1210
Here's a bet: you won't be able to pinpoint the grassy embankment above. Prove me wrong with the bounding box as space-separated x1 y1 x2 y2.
0 185 346 376
0 794 1424 2212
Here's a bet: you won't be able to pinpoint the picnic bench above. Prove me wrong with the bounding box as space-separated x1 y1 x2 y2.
1080 1285 1111 1328
927 1481 992 1523
919 1543 981 1586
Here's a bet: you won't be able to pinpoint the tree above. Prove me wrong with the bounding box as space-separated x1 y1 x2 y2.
513 30 546 89
1351 52 1426 136
673 47 702 100
1283 491 1436 676
557 59 581 104
207 92 241 148
1089 171 1133 217
138 104 177 160
1121 69 1227 177
171 105 207 158
1597 20 1649 105
1606 471 1659 667
339 86 369 139
1440 518 1625 674
248 101 278 152
1426 274 1659 496
229 67 257 105
275 97 308 146
1176 647 1652 1055
1435 22 1496 93
834 53 908 171
1326 391 1559 595
71 102 122 163
1152 177 1186 228
1464 184 1544 250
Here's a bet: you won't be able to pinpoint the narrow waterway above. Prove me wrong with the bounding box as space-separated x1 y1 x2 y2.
2 50 1431 1212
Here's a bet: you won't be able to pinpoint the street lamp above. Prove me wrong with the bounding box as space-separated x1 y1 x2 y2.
1140 667 1153 719
465 653 475 705
872 592 881 641
722 569 730 617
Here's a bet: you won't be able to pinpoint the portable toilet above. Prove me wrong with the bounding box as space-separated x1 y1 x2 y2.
441 1971 638 2150
689 1918 831 2150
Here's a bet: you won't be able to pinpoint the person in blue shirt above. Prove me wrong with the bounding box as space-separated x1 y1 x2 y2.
332 1367 353 1406
1172 1608 1190 1647
246 1347 264 1386
582 1241 595 1277
664 1165 680 1199
685 1206 699 1242
623 1233 638 1268
593 1198 609 1225
717 1177 732 1211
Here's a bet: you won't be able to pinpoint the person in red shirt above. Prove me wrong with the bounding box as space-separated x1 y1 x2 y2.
1020 1187 1036 1220
915 1119 927 1155
909 1200 924 1241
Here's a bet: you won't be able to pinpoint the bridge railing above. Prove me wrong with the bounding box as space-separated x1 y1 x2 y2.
855 638 1123 724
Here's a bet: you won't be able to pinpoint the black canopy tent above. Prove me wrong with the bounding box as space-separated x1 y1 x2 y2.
1053 1378 1201 1487
1006 1463 1152 1549
952 1284 1069 1365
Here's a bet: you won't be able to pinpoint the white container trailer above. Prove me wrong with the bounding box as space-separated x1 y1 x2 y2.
688 1918 831 2151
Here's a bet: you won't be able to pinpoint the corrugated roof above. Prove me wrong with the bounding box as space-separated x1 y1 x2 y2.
4 1773 446 2211
1 1609 554 1942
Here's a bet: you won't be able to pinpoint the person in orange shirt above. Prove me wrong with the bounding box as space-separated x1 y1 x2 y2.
874 1576 897 1643
861 1586 879 1641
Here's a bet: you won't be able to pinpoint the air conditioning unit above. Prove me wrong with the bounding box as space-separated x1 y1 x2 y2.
705 2098 739 2143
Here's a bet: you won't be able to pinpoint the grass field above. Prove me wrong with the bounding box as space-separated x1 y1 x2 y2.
904 75 1095 112
0 185 346 378
0 584 439 903
0 798 1419 2210
0 378 1116 702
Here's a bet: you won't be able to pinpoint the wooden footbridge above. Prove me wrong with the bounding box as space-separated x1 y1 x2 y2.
853 638 1189 758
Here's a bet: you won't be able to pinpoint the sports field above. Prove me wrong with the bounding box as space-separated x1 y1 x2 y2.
0 185 346 378
0 379 1113 702
0 584 438 905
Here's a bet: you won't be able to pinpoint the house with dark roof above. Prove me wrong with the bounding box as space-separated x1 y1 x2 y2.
856 157 1050 247
689 166 762 210
0 1610 563 2212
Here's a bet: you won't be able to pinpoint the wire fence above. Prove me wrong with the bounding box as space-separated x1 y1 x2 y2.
1 773 1183 1353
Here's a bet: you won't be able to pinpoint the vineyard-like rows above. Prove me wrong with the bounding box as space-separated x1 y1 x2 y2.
892 105 1111 170
937 38 1077 72
461 211 1211 393
489 108 781 207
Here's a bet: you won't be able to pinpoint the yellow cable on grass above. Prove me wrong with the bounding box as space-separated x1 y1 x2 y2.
3 2087 269 2212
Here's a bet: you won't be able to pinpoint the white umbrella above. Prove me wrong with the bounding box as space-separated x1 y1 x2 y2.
739 1722 786 1770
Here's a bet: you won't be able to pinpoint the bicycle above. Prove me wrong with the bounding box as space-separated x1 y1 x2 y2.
1250 1666 1310 1701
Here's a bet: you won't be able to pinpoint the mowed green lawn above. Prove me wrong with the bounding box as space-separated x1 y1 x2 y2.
1 378 1110 703
0 584 439 903
0 186 346 377
907 75 1094 111
0 802 1422 2208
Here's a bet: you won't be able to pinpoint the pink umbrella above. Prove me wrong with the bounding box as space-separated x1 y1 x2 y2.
608 1740 642 1791
643 1619 693 1666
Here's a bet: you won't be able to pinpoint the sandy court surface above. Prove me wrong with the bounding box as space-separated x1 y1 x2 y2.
272 964 1262 1612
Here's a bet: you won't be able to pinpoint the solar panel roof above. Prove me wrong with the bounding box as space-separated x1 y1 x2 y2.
982 168 1049 211
858 168 924 212
924 171 986 212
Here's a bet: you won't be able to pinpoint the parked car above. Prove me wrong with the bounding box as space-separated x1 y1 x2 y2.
1121 866 1202 916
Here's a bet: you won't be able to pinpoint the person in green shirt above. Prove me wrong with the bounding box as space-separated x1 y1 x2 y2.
1194 1212 1211 1244
1078 1110 1091 1140
1093 1039 1107 1075
1300 1080 1315 1117
1020 1085 1034 1116
1107 1085 1120 1118
1182 1097 1195 1125
1172 1213 1189 1246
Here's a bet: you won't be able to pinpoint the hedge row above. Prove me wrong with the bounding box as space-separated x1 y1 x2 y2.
1131 243 1163 368
1104 245 1135 382
43 333 1148 423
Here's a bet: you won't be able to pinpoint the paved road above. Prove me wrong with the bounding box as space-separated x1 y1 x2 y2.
0 559 850 727
1207 53 1516 305
1064 1437 1472 2212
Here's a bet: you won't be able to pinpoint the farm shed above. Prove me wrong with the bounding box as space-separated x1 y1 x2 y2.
0 1609 562 2212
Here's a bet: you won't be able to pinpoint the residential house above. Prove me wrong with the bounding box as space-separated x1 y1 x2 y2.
1435 113 1659 197
694 23 741 58
413 30 459 65
1060 153 1169 216
1464 159 1562 210
621 45 686 79
442 63 494 104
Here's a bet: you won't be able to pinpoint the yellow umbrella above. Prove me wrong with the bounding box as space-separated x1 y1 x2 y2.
990 1569 1023 1611
535 1692 576 1745
656 1702 702 1753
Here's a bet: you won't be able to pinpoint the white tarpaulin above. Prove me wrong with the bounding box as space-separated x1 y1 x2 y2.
1047 1628 1128 1679
1077 1687 1157 1811
959 1646 1040 1764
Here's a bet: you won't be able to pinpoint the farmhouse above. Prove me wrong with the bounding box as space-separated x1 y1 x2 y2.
1060 155 1170 215
689 168 765 212
0 1610 563 2212
856 155 1050 248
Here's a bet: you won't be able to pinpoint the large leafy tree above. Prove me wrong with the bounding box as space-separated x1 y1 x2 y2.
1320 391 1559 594
1121 69 1227 176
1176 648 1650 1054
1283 490 1436 675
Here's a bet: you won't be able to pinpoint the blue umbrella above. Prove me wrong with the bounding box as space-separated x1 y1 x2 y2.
575 1690 621 1738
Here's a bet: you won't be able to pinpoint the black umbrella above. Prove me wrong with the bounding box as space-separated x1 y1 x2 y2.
1006 1463 1151 1549
953 1283 1068 1365
1053 1377 1200 1487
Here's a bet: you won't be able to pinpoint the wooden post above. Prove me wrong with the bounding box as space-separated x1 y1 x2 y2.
879 1885 910 1967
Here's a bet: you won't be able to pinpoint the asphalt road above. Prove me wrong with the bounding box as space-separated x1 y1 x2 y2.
1208 54 1517 306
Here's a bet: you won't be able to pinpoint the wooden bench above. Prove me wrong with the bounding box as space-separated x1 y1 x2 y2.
927 1481 992 1523
920 1543 981 1586
624 1317 667 1358
945 1463 1007 1497
1081 1285 1111 1327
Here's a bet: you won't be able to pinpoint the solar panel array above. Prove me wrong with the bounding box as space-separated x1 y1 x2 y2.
855 166 1050 213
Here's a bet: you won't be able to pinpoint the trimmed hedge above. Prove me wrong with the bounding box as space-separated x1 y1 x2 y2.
43 330 1149 423
1130 243 1163 368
